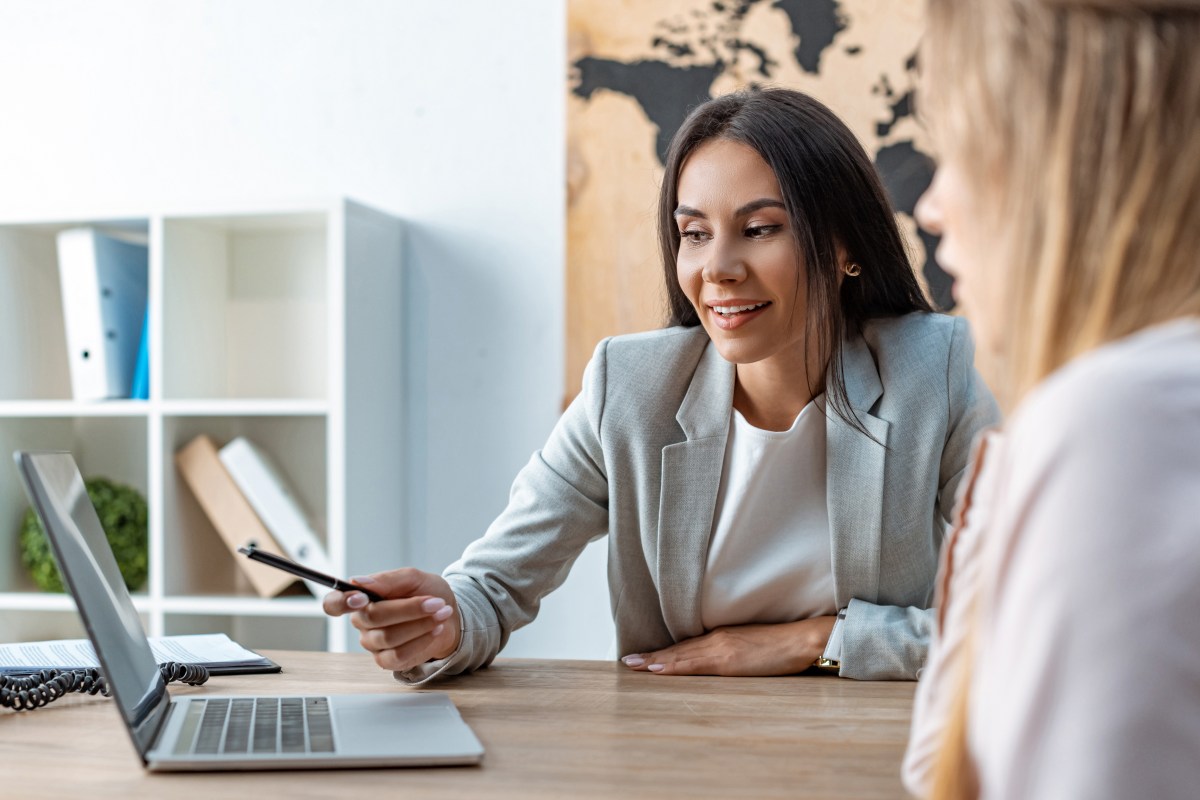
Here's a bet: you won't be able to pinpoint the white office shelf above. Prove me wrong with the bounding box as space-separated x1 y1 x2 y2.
158 399 329 417
0 591 149 613
0 401 151 418
0 199 405 653
157 595 325 617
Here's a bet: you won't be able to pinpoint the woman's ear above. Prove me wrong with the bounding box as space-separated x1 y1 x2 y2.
834 243 849 287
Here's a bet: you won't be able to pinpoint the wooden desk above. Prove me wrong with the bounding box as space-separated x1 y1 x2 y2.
3 652 916 799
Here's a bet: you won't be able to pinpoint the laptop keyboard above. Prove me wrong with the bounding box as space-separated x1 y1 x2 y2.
176 697 336 756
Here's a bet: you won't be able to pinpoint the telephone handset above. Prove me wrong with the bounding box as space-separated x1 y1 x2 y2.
0 662 209 712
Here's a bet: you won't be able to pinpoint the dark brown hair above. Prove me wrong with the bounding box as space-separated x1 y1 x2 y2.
658 88 931 435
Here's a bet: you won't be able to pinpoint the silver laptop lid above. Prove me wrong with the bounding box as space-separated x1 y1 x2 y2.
13 451 169 762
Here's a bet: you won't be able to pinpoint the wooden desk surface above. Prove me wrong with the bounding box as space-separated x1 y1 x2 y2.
2 651 916 799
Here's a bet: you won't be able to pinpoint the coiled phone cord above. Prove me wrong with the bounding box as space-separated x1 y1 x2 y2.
0 661 209 712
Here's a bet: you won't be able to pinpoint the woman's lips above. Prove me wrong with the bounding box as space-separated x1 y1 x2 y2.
707 301 770 331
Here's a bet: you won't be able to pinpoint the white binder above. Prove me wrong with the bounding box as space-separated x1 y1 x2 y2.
218 437 335 598
56 227 148 401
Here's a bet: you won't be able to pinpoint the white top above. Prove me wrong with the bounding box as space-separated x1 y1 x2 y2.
700 396 837 630
903 318 1200 800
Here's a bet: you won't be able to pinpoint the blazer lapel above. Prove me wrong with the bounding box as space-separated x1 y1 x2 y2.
827 333 890 608
657 340 733 641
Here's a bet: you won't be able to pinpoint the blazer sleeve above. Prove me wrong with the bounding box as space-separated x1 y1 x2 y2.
396 340 612 685
838 317 1000 681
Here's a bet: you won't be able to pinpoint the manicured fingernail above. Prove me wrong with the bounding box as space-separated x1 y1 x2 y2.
432 604 454 621
346 593 368 609
432 623 445 636
647 664 664 673
350 575 376 585
622 655 644 668
420 597 446 613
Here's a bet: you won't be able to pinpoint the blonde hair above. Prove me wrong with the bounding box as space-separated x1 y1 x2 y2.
924 0 1200 408
921 1 1200 796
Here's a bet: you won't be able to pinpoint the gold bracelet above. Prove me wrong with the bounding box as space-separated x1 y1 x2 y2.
814 657 840 672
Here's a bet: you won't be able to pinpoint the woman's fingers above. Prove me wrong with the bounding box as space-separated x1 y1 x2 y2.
349 595 452 632
622 652 717 674
622 645 685 671
322 590 346 616
352 568 447 601
359 614 445 653
323 568 453 616
350 596 458 669
322 568 461 672
643 655 720 675
371 628 448 672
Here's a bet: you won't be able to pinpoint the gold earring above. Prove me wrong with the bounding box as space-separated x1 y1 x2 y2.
844 262 862 277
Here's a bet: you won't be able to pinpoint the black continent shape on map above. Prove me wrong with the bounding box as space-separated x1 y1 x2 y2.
572 57 725 164
772 0 847 73
874 141 954 310
876 90 913 139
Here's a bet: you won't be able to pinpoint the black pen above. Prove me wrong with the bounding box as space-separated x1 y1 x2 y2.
237 545 385 602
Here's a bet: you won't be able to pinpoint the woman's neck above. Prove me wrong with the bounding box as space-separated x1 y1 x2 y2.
733 355 826 432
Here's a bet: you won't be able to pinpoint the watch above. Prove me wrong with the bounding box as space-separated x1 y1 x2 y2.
814 608 847 672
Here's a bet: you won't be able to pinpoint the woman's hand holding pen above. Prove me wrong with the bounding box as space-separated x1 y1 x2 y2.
322 569 461 672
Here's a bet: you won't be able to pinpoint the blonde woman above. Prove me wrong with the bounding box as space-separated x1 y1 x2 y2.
903 0 1200 798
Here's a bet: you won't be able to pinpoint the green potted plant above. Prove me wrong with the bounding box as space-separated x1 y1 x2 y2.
20 476 148 593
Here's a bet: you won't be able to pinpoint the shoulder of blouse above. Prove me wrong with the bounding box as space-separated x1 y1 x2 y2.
1005 318 1200 461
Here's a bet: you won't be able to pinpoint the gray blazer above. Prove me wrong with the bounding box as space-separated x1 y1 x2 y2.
402 312 999 684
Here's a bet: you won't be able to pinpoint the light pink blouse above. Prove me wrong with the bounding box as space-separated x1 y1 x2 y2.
904 318 1200 800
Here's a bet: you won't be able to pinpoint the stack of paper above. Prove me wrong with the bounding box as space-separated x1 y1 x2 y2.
0 633 280 676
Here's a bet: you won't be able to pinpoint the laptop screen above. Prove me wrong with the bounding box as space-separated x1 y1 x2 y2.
14 451 169 761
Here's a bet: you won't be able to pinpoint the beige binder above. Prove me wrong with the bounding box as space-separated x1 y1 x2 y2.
174 434 297 597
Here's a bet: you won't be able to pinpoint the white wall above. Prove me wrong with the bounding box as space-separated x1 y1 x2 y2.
0 0 614 659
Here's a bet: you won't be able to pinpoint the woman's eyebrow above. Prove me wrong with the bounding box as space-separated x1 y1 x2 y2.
674 198 785 219
674 204 706 219
735 198 785 216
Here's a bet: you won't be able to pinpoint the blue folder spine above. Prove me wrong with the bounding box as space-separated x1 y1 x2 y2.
130 307 149 400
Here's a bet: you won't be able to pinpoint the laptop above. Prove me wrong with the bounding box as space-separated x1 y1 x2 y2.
13 450 485 771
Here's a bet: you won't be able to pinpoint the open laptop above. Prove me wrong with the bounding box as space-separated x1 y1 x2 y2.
13 450 485 771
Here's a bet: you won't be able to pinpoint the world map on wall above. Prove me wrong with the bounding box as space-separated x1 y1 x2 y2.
566 0 949 398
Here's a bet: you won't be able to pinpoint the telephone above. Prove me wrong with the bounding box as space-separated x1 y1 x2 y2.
0 661 209 712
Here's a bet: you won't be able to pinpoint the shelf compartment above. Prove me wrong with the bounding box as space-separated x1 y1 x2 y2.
161 213 328 402
0 219 149 402
0 609 154 646
163 613 327 653
0 610 86 644
0 416 149 594
161 414 327 597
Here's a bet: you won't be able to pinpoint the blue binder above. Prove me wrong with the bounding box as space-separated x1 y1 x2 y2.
130 307 149 400
56 228 148 401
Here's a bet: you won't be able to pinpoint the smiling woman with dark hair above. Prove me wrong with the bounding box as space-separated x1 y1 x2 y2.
323 87 1000 684
659 89 934 440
